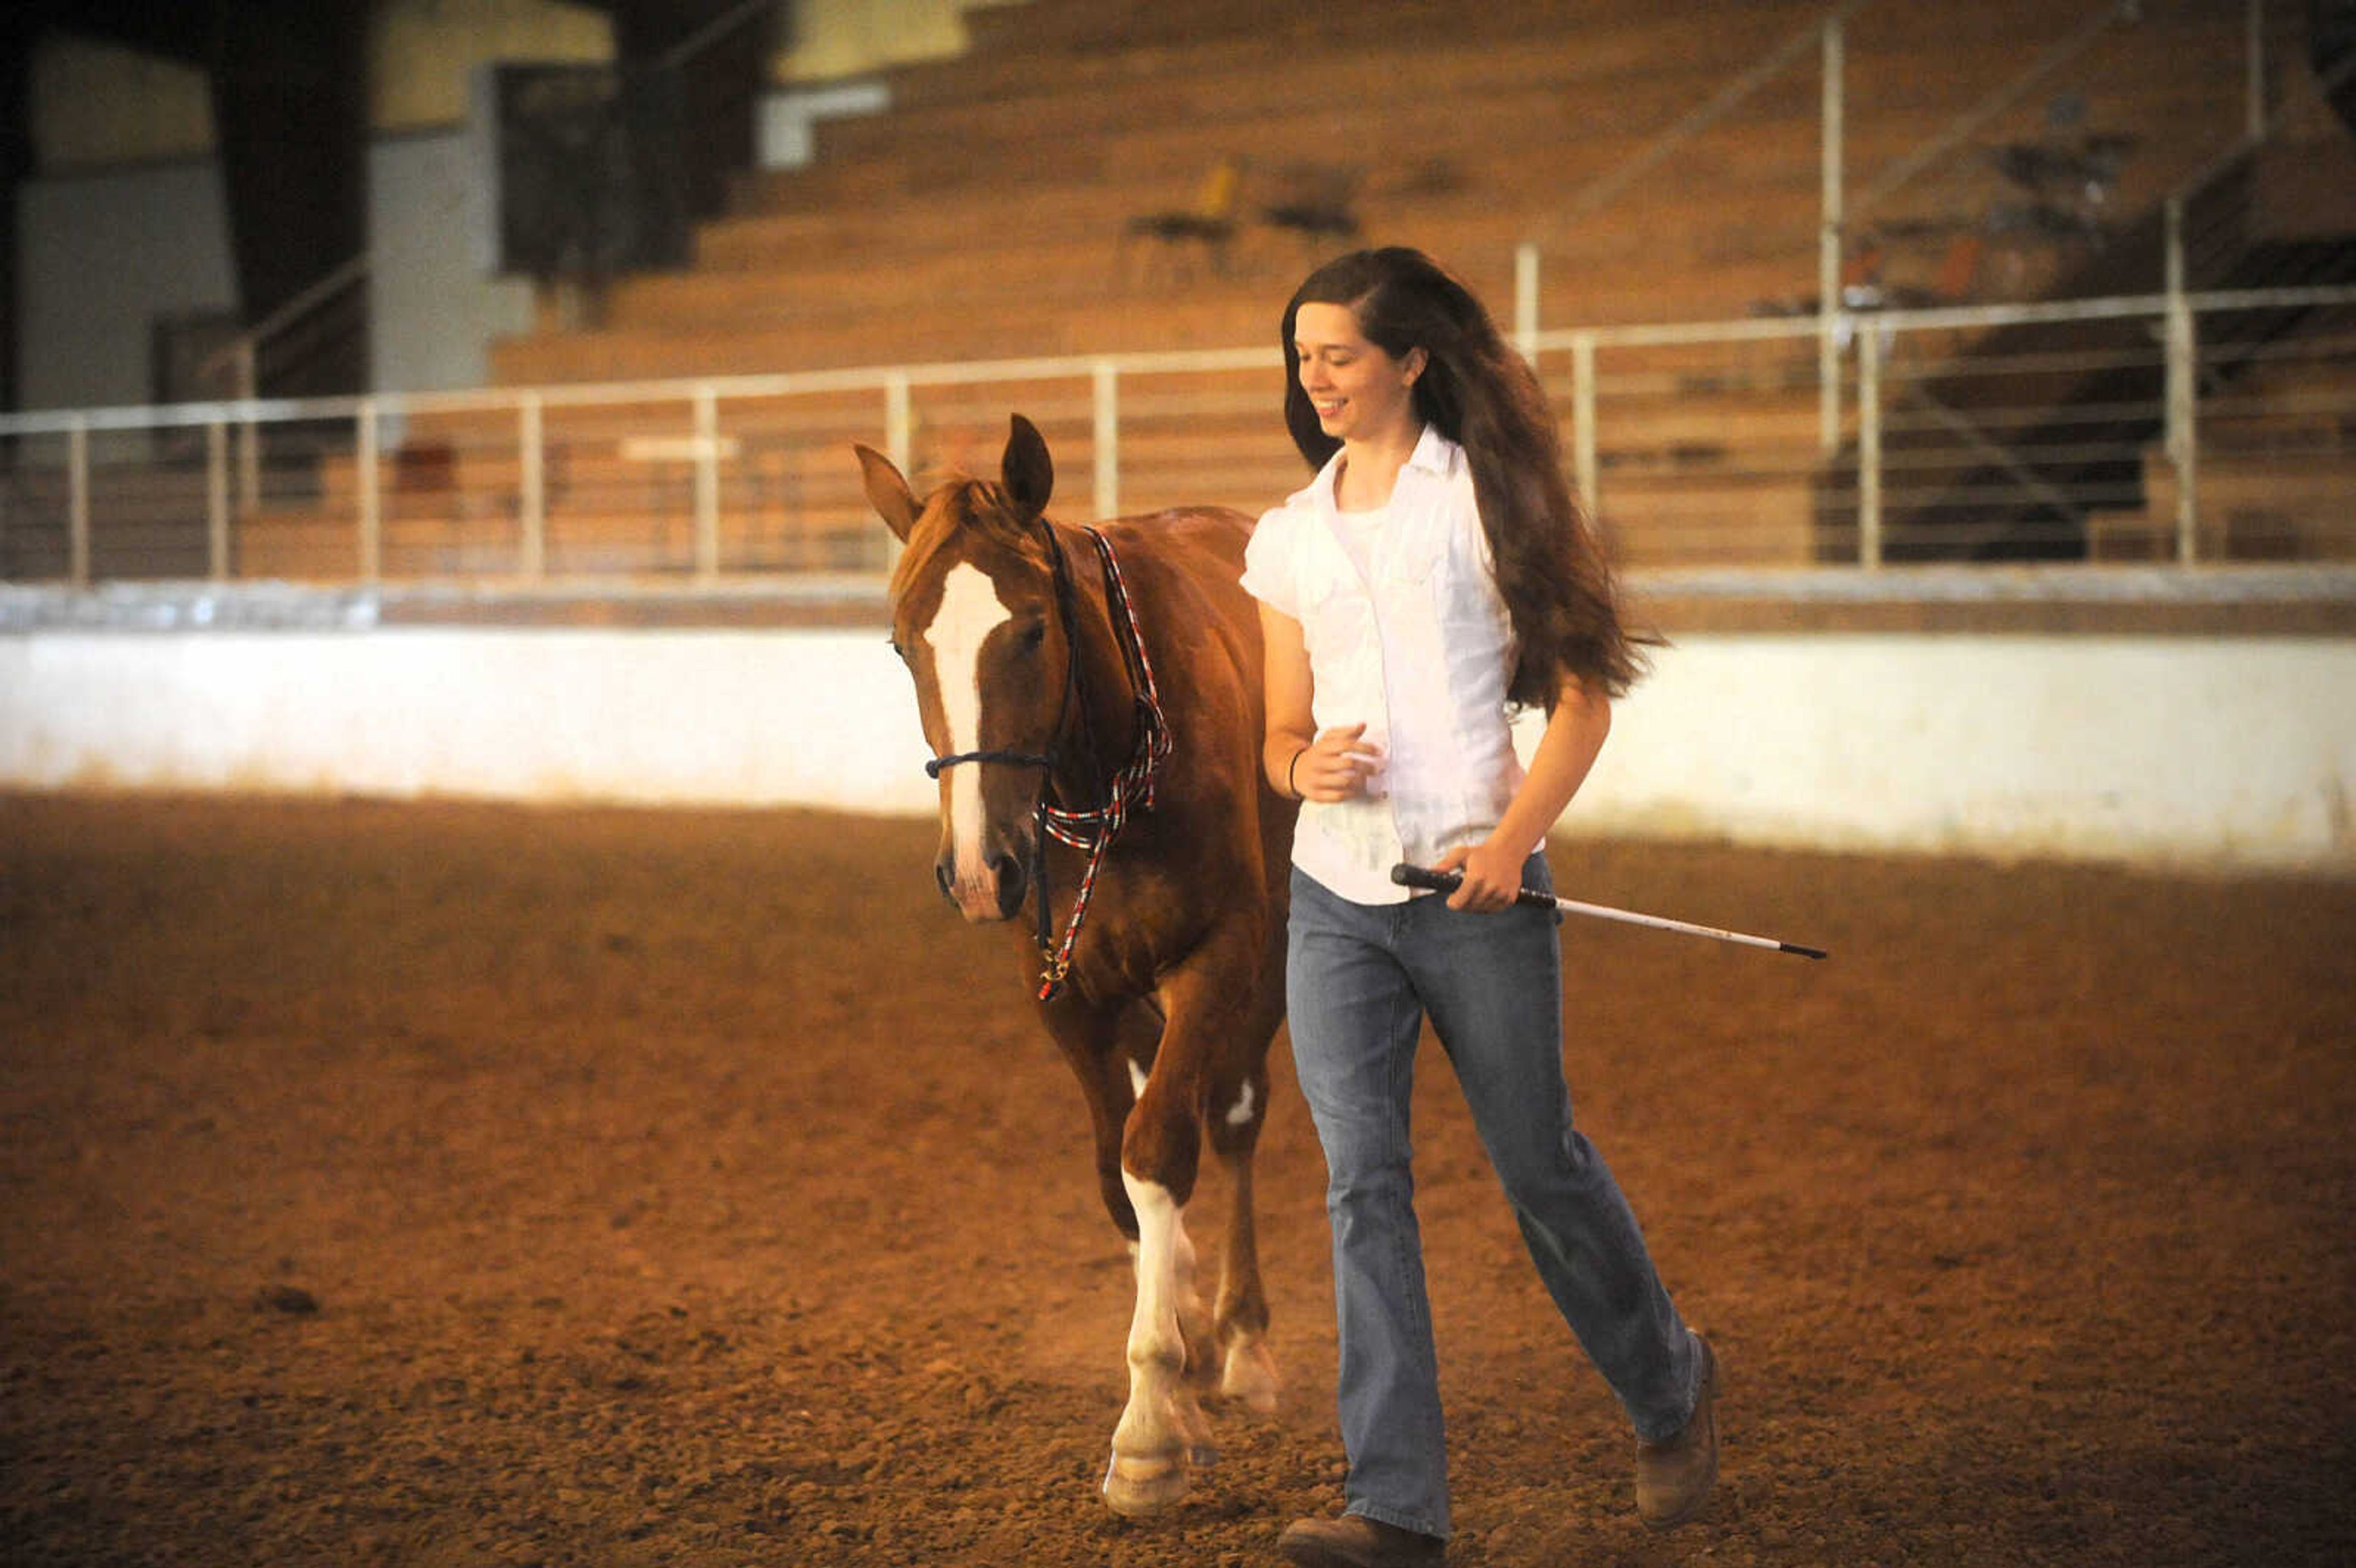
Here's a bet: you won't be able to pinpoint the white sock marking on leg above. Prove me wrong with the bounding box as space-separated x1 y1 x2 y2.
1225 1080 1257 1128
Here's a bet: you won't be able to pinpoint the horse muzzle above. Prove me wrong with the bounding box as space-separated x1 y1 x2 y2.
936 845 1030 923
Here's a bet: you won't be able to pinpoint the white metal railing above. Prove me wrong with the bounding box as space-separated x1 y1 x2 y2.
196 253 372 431
3 283 2350 587
4 1 2346 588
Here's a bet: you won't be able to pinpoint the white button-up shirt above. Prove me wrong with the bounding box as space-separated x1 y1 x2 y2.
1242 425 1523 905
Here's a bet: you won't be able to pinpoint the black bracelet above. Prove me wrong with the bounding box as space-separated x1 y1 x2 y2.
1286 747 1306 798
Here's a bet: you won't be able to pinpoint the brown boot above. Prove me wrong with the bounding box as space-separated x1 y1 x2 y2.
1278 1513 1446 1567
1636 1333 1720 1529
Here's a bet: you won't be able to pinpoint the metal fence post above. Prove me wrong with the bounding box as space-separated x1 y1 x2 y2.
1515 243 1540 361
357 398 381 582
1570 332 1599 525
885 372 912 477
2165 199 2199 562
693 386 721 581
67 418 90 588
1093 361 1119 520
235 342 260 519
1857 322 1883 568
519 393 545 580
881 373 914 571
1819 12 1846 453
207 421 230 580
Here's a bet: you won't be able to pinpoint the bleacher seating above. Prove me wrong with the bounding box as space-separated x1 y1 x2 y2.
242 0 2333 576
2101 335 2356 561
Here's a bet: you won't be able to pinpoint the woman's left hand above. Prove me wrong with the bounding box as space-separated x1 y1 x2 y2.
1431 839 1523 913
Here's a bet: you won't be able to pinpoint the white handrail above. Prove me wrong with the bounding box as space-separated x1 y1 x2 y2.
13 282 2353 588
11 287 2353 442
193 254 372 399
658 0 784 71
0 346 1279 437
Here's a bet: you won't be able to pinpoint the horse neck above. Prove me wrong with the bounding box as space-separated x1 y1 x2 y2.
1046 523 1140 805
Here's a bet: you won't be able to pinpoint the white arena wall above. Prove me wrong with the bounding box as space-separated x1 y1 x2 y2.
4 592 2351 875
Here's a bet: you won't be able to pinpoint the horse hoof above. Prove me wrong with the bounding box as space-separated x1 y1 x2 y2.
1101 1451 1190 1517
1219 1338 1280 1416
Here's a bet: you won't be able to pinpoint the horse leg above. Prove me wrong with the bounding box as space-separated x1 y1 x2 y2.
1112 1000 1223 1391
1205 1077 1279 1416
1034 989 1215 1510
1103 961 1253 1517
1039 988 1145 1240
1106 1153 1205 1516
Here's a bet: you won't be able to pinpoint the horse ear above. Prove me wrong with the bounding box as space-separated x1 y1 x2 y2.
853 444 922 542
1001 415 1054 520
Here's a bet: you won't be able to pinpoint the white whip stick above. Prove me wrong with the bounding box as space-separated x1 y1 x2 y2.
1391 864 1828 959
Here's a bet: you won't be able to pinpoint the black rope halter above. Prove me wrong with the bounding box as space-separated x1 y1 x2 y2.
923 518 1170 1001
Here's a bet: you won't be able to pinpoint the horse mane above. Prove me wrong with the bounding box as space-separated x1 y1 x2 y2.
887 477 1049 604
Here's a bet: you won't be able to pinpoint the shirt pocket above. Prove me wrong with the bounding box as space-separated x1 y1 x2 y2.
1425 529 1511 642
1300 574 1376 677
1382 524 1445 590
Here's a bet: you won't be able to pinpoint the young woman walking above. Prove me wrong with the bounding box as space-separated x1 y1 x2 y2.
1240 248 1718 1568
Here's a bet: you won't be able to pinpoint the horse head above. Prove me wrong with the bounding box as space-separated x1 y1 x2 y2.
857 415 1071 924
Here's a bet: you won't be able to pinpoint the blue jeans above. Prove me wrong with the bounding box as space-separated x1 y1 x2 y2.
1286 860 1703 1540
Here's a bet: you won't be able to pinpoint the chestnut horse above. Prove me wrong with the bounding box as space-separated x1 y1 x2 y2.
855 415 1296 1516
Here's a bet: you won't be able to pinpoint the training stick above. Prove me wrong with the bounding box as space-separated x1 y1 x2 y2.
1391 863 1828 959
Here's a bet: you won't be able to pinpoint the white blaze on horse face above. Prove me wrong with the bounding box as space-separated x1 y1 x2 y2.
925 562 1014 888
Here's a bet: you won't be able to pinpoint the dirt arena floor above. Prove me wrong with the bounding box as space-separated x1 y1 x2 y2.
1 794 2350 1567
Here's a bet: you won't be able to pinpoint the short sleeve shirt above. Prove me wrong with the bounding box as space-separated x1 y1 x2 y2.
1241 425 1523 905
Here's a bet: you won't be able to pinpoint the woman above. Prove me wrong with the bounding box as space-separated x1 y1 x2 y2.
1240 248 1717 1568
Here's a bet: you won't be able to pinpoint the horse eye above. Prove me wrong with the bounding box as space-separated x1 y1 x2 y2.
1016 621 1046 653
887 636 910 663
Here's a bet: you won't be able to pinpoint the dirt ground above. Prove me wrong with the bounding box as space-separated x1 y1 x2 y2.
1 794 2349 1567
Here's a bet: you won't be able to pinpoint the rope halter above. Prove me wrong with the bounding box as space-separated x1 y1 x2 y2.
923 521 1169 1001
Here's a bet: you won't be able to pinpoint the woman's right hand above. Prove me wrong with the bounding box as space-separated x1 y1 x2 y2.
1292 723 1384 802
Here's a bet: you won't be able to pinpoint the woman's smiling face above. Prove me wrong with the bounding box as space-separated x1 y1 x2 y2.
1293 301 1426 448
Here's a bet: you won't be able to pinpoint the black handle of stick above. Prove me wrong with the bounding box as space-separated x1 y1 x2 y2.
1390 863 1557 910
1391 862 1828 959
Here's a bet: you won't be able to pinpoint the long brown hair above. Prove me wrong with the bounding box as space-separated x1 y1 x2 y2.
1281 247 1653 707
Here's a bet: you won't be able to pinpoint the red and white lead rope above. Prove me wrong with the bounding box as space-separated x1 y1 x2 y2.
1034 528 1171 999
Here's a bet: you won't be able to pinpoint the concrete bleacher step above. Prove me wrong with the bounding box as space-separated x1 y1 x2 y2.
950 0 1690 64
496 229 1843 389
899 0 1817 111
2120 445 2356 561
751 0 2262 206
489 290 1284 385
2092 314 2354 566
236 497 896 582
492 255 1835 392
624 180 1846 339
801 33 1817 182
398 0 2299 579
755 88 1839 226
752 0 2249 220
1590 472 1830 568
485 0 2265 393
